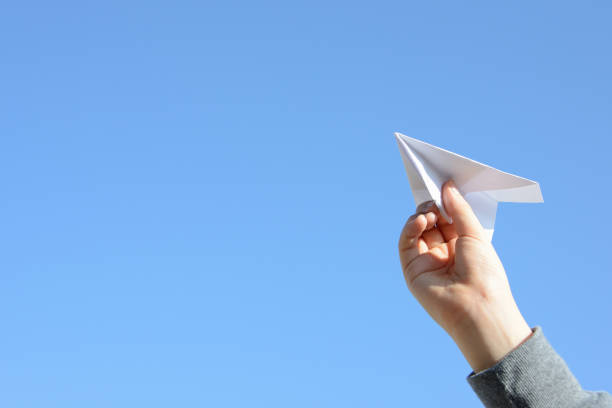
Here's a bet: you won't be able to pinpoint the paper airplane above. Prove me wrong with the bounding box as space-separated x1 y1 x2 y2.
395 133 543 240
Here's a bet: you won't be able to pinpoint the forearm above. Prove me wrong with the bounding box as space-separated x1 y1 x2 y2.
448 296 532 373
467 327 612 408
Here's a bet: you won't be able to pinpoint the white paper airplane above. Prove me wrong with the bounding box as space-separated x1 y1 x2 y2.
395 133 543 240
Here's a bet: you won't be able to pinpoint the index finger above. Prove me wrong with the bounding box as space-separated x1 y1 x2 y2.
399 213 428 251
399 201 437 248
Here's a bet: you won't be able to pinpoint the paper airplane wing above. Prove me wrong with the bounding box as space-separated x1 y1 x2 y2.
395 133 543 240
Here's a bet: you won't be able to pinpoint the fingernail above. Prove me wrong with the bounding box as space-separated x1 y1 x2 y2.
416 200 436 214
447 181 459 196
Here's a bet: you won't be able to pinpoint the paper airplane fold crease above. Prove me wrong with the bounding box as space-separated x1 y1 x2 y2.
395 133 543 240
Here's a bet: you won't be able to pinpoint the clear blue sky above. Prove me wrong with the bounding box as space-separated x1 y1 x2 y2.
1 2 611 406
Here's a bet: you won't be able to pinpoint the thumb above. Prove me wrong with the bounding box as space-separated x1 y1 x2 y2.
442 180 485 239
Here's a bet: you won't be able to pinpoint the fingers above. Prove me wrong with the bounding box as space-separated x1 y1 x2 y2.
399 200 457 287
422 201 457 243
403 245 451 287
399 212 430 251
441 180 485 240
422 221 445 248
415 200 436 214
399 201 444 270
415 202 447 248
438 219 458 242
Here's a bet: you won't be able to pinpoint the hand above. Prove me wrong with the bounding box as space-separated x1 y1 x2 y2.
398 180 532 372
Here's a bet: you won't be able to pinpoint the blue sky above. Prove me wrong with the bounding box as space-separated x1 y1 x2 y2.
1 1 611 406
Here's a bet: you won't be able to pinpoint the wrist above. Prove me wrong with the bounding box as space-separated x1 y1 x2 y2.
449 299 532 373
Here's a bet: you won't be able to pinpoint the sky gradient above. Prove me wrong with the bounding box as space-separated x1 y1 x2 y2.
1 2 611 406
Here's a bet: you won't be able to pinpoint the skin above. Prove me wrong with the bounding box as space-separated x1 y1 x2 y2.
399 180 532 373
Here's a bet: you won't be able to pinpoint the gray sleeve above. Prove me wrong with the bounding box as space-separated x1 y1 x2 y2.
467 327 612 408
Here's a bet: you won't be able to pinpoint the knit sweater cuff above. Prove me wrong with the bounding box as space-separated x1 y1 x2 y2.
467 326 585 407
